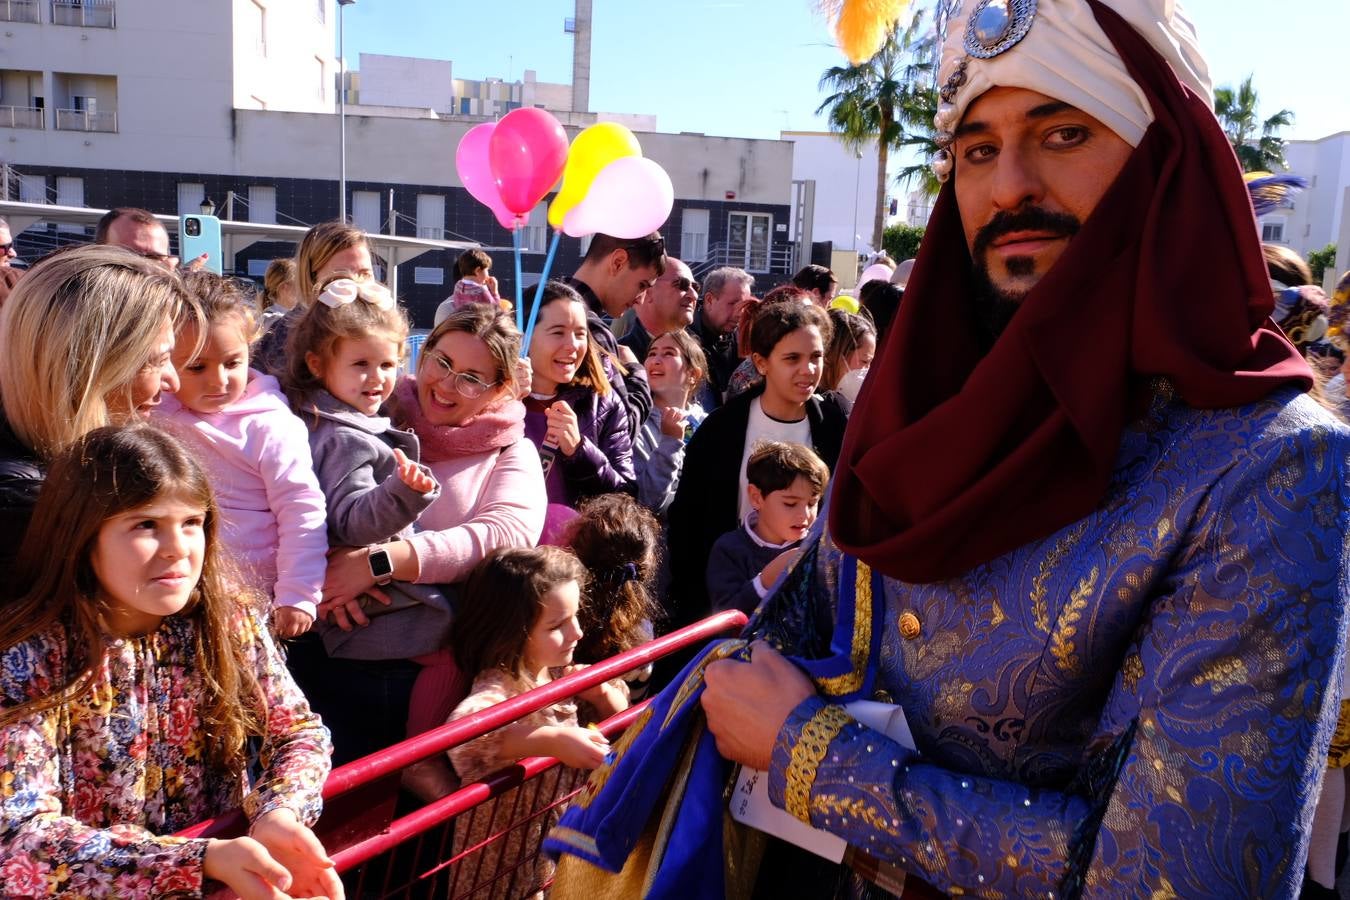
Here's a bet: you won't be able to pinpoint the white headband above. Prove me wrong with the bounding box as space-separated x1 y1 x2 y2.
932 0 1212 180
317 277 395 311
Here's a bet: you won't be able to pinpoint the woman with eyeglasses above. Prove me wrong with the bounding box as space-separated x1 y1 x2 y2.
296 302 545 794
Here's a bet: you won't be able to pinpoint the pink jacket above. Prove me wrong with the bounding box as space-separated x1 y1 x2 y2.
155 372 328 618
407 438 546 584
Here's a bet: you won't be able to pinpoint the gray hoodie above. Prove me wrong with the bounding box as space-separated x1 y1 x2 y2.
301 389 454 660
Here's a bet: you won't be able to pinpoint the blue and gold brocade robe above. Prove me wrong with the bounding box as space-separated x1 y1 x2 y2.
767 384 1350 898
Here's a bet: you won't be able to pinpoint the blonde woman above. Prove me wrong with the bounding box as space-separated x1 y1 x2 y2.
0 244 192 573
254 220 375 377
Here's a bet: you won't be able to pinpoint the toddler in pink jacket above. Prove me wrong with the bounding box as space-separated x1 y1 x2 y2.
155 272 328 637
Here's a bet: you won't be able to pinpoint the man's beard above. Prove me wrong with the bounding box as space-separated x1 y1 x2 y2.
969 207 1081 350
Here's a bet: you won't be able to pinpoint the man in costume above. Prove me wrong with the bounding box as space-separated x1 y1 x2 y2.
545 1 1349 896
692 0 1350 896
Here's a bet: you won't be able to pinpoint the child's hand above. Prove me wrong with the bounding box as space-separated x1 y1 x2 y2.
486 273 500 300
547 725 610 770
659 405 688 440
392 447 436 494
204 835 302 900
759 547 804 591
273 606 314 639
512 357 532 400
545 401 582 456
248 807 345 899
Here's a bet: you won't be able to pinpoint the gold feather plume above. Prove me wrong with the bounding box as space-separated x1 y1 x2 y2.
819 0 911 64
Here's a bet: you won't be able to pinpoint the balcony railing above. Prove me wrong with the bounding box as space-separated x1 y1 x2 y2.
0 0 39 23
50 0 114 27
0 106 43 129
54 108 117 132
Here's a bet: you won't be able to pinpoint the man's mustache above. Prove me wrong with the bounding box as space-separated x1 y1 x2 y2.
972 207 1082 257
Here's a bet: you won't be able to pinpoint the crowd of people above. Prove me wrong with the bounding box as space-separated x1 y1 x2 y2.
0 198 882 897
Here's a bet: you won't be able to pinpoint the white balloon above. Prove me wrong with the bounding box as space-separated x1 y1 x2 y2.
562 156 675 239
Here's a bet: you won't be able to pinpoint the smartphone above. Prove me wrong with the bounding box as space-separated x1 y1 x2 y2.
179 214 222 274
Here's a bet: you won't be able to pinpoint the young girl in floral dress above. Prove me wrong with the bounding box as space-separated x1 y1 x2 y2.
447 546 627 899
0 425 337 899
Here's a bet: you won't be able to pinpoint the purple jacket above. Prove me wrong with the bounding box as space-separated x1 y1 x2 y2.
524 383 636 507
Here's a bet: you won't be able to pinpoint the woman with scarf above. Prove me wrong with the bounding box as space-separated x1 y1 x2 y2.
290 304 545 775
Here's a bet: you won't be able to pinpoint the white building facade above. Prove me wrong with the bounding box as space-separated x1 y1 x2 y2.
1255 131 1350 269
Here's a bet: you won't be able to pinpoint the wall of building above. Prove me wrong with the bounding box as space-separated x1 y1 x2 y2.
1272 133 1350 260
781 131 881 253
356 53 453 114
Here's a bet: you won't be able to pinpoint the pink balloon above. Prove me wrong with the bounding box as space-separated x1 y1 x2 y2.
456 122 518 230
488 108 569 216
562 156 674 239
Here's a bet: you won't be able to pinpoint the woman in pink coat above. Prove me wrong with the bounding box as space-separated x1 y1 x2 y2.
290 304 546 785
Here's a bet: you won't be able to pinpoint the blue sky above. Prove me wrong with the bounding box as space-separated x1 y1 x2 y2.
339 1 1349 144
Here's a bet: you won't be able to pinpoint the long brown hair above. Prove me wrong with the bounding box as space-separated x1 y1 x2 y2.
822 308 876 392
527 280 610 396
294 220 370 309
451 546 588 679
563 494 660 663
0 425 263 771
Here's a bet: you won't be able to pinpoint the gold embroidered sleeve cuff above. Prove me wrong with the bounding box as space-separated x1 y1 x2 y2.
783 703 854 823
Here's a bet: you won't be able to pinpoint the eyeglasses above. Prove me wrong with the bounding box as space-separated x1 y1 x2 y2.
661 275 701 295
424 349 499 399
0 243 12 253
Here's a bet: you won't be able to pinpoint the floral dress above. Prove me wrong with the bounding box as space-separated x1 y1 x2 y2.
0 606 332 898
448 667 578 900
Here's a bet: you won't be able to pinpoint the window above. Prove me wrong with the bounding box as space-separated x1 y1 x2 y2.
56 176 85 232
680 208 709 263
248 185 276 224
523 201 547 252
250 0 266 56
55 176 84 206
176 183 205 216
352 190 381 234
247 258 271 277
17 172 45 203
416 193 445 239
1261 222 1285 243
414 267 444 286
727 211 772 272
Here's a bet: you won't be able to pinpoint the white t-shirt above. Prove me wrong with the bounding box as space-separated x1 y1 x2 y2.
737 396 812 521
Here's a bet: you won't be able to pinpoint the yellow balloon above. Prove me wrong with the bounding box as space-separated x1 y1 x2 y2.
548 122 642 229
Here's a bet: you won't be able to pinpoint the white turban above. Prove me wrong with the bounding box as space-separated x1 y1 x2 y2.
935 0 1212 149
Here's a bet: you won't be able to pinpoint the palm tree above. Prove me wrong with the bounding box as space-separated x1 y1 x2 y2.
1214 75 1294 172
816 12 933 251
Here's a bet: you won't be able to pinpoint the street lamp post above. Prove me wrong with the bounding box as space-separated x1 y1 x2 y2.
337 0 356 223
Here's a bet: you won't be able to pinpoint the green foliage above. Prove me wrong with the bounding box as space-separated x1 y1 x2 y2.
1213 75 1293 173
1308 244 1337 285
883 224 925 262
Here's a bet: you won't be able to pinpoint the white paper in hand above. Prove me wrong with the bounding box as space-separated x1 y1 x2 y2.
729 700 917 862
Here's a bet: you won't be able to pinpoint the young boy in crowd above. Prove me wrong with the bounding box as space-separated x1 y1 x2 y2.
434 248 504 324
706 440 829 615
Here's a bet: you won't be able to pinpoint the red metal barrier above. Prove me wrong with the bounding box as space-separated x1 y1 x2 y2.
179 610 748 897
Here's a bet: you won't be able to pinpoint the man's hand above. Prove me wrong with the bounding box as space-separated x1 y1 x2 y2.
616 344 640 369
702 642 815 770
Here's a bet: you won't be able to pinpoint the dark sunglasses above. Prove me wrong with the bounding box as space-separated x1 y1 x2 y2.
661 275 701 294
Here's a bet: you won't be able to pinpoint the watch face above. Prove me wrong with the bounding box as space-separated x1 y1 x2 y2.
369 549 394 579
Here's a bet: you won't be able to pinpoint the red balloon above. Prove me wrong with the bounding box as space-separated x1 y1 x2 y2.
488 108 569 216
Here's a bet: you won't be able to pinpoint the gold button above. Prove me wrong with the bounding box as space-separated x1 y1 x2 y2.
898 611 921 640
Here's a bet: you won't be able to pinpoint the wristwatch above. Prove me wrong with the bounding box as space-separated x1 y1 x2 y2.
367 546 394 586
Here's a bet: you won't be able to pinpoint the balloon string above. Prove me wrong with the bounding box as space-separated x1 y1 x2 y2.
512 225 524 332
521 229 562 358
